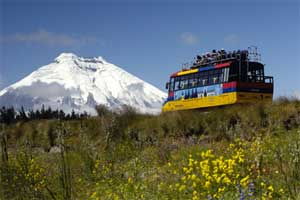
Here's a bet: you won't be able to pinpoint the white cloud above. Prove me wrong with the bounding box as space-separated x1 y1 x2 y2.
0 29 101 47
17 81 80 98
180 32 199 45
224 34 240 45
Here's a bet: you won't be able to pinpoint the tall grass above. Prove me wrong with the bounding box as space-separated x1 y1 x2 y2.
0 99 299 199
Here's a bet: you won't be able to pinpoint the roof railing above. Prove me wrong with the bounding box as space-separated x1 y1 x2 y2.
187 47 261 70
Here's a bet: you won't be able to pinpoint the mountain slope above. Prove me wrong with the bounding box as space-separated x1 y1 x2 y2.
0 53 167 114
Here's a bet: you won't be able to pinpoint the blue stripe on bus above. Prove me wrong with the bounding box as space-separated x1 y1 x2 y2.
223 88 236 93
198 65 214 72
223 87 273 94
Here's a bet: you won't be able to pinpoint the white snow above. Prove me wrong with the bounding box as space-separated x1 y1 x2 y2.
0 53 167 114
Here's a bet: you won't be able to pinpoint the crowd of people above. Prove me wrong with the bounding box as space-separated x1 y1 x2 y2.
192 49 248 67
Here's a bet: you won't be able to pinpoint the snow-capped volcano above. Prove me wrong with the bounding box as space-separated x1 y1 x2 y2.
0 53 167 114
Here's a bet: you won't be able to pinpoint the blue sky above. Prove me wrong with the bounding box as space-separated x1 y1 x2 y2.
0 0 299 97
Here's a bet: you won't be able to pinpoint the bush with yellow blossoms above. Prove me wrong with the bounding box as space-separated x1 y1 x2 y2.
1 151 48 200
167 139 286 200
169 143 251 199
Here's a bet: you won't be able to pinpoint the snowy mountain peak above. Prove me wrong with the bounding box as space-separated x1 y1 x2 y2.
55 52 78 62
55 52 106 65
0 53 167 114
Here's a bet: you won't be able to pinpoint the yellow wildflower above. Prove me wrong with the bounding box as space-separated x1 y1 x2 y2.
192 182 197 188
204 181 211 188
179 185 186 192
91 191 97 198
192 195 199 200
218 187 225 193
191 174 196 180
267 185 274 192
128 177 133 184
279 188 284 193
240 175 249 188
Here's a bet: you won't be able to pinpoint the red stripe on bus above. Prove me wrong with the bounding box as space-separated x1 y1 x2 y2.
171 72 179 77
215 62 231 68
223 82 237 89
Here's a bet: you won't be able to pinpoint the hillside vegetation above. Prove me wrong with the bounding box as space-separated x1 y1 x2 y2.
1 99 300 200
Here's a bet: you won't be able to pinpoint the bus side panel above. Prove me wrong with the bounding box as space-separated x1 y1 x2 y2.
236 92 273 103
162 92 238 112
235 82 273 103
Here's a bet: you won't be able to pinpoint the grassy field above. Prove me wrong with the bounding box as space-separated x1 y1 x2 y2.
1 99 300 200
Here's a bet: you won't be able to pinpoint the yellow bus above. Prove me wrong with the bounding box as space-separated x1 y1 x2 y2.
162 47 273 112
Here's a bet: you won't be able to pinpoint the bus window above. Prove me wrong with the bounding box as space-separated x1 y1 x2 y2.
218 73 223 83
256 69 264 82
208 76 214 85
188 74 193 87
170 78 175 92
223 68 229 82
189 75 198 87
180 76 188 89
216 69 222 83
198 76 203 86
175 78 180 90
202 78 208 86
213 76 219 84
